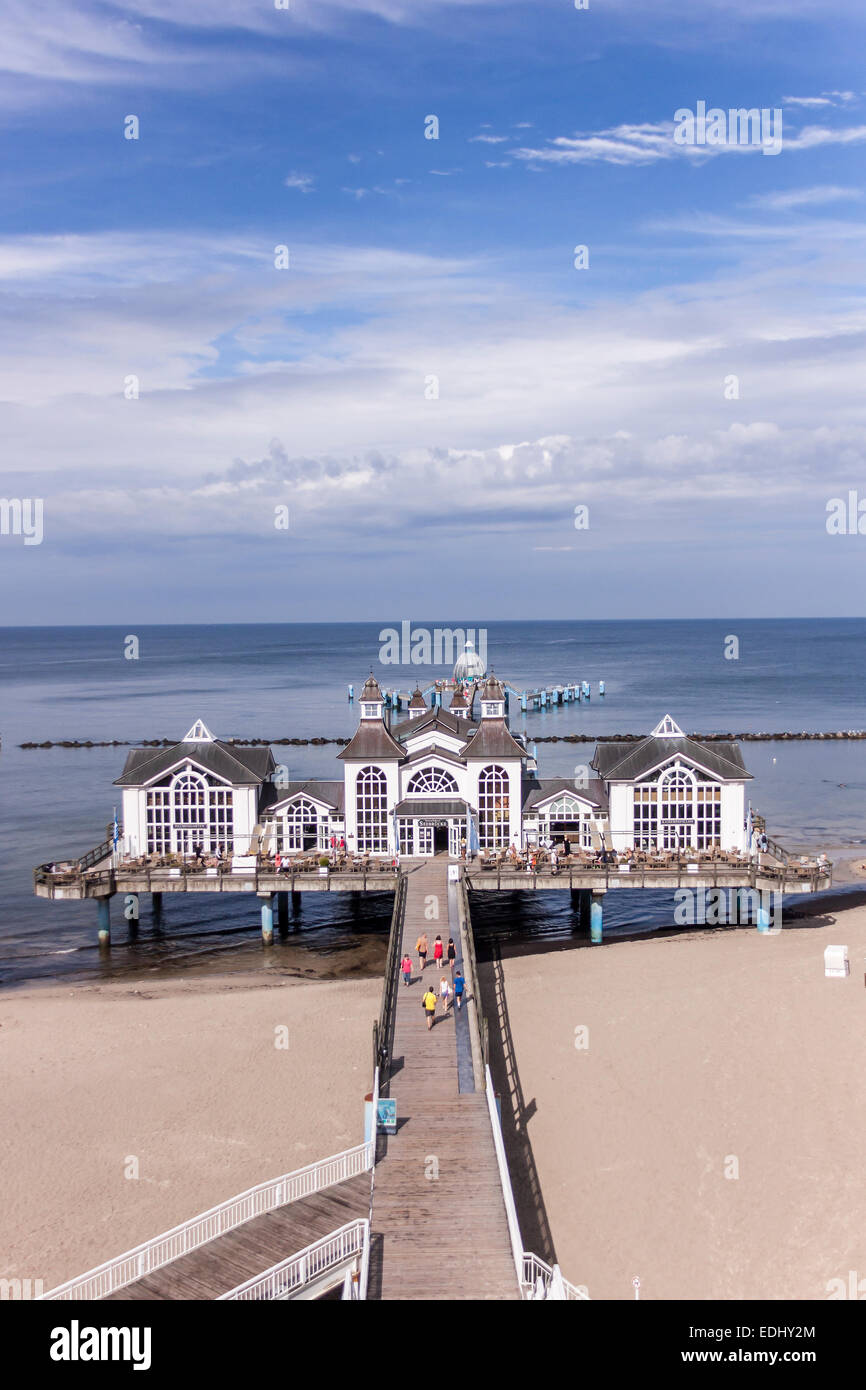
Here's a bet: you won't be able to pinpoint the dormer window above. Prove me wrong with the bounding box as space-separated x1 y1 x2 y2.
482 701 504 718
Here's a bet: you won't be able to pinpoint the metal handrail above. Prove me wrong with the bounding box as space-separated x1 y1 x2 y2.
375 872 407 1078
522 1252 589 1301
40 1141 374 1301
219 1220 369 1301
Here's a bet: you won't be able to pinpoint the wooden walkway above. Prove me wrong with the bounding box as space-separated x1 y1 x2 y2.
369 859 519 1300
104 1174 370 1300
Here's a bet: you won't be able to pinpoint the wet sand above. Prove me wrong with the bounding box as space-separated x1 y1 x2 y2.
0 972 378 1291
482 901 866 1301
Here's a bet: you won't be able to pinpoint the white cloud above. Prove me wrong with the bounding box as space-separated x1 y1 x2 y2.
746 185 864 210
284 172 315 193
469 134 509 144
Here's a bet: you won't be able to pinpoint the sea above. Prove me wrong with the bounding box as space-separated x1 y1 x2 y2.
2 619 865 989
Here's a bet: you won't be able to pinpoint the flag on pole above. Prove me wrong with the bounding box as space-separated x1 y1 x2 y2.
113 806 119 847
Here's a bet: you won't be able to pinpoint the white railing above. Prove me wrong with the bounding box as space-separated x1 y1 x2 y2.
522 1252 589 1301
484 1064 526 1290
484 1065 589 1302
41 1141 374 1301
218 1220 369 1301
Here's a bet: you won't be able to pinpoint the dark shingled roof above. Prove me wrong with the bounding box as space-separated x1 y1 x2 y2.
461 718 526 759
114 740 274 787
360 673 383 702
337 721 405 761
592 736 752 782
391 707 477 743
404 743 468 769
409 688 427 710
521 776 608 812
450 688 469 709
260 780 345 815
479 672 506 702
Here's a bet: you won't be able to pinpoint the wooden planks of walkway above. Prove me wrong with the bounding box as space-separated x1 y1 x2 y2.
104 1174 370 1300
369 859 519 1300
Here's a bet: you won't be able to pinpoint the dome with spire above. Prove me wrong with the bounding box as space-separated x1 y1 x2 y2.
453 639 486 683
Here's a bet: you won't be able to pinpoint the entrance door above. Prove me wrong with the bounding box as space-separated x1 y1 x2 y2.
417 824 433 856
433 824 449 854
448 821 463 857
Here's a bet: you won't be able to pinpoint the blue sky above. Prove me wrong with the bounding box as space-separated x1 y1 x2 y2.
1 0 865 621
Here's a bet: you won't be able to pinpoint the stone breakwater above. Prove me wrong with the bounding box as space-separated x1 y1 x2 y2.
17 730 866 749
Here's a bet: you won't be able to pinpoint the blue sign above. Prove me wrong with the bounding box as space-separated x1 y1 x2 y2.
377 1099 397 1135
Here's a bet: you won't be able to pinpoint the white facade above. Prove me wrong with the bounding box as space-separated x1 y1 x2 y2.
115 705 753 861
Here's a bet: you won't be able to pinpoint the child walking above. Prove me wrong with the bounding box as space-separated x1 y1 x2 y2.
400 953 413 986
438 975 452 1015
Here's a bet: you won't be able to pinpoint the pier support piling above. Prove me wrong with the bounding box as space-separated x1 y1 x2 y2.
590 891 604 944
97 898 111 946
151 892 163 925
261 894 275 944
756 897 772 934
277 891 289 932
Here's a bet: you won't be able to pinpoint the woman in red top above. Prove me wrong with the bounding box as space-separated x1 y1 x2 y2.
433 935 444 967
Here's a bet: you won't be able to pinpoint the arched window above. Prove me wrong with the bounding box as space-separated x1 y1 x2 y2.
547 794 583 820
277 797 328 852
406 766 459 795
658 765 696 849
478 764 509 849
148 767 234 854
356 766 388 852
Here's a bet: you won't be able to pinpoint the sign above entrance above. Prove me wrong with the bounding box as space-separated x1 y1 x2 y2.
418 818 449 828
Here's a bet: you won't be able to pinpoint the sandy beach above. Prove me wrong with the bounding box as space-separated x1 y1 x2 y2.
0 973 379 1292
482 898 866 1301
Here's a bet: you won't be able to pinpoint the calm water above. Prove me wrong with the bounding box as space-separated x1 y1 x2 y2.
2 620 865 986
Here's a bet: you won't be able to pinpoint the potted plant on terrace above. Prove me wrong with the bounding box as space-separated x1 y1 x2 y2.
318 855 330 877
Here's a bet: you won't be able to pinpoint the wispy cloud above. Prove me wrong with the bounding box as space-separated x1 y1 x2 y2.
284 172 315 193
469 134 509 144
746 185 864 210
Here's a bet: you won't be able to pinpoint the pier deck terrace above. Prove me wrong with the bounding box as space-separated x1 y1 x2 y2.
368 858 520 1300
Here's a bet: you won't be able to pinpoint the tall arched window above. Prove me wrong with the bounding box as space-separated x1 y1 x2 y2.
478 764 509 849
659 765 696 849
406 767 459 795
356 766 388 852
154 768 234 854
279 798 328 852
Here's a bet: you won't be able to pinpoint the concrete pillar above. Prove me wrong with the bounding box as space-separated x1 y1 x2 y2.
590 892 604 944
291 890 302 916
737 887 750 925
151 892 163 924
277 891 289 932
261 894 275 943
97 898 111 945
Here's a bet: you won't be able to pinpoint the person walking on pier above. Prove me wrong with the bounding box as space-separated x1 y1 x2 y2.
446 936 456 973
416 932 429 972
439 975 452 1015
422 985 437 1030
433 935 444 968
401 953 413 987
453 970 465 1010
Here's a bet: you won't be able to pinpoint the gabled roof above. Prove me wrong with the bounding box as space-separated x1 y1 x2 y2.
521 776 609 812
521 776 608 812
114 740 274 787
592 735 751 783
391 707 477 743
461 718 525 759
259 780 345 815
403 744 468 770
337 720 405 762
